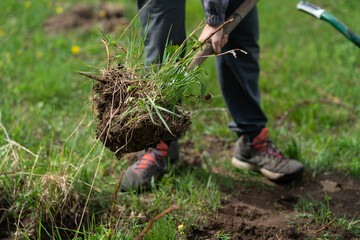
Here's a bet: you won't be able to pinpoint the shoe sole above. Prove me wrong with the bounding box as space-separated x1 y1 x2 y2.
232 157 296 181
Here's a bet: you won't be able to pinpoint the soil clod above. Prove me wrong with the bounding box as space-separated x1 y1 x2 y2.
92 67 191 158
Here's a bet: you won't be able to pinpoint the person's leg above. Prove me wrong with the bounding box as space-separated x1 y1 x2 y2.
121 0 185 191
137 0 186 66
137 0 185 146
216 1 267 139
216 1 304 182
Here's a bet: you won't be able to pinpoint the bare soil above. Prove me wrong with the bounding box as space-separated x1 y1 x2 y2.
181 135 360 240
43 3 128 34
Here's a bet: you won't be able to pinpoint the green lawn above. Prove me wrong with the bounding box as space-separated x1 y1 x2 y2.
0 0 359 239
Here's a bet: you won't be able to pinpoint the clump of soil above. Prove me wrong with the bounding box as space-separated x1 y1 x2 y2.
44 3 128 34
91 66 191 158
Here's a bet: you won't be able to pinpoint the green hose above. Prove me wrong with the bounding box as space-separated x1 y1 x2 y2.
321 11 360 47
297 1 360 48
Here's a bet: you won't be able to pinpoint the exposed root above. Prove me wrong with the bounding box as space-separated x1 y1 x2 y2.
306 217 336 240
108 170 125 239
136 205 181 240
78 72 108 84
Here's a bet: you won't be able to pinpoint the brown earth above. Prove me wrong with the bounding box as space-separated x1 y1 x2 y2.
43 3 128 34
180 136 360 240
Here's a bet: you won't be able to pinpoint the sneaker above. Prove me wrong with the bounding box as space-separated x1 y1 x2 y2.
120 140 179 191
232 128 304 182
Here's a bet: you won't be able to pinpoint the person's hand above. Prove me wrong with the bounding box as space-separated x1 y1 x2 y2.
198 24 229 54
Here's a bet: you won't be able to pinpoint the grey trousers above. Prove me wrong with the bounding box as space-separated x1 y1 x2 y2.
137 0 268 138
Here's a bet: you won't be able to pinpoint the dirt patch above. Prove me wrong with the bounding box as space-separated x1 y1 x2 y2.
188 172 359 240
183 135 360 239
43 3 128 34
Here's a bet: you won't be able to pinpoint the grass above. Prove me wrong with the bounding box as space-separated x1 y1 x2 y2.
0 0 360 239
293 194 360 238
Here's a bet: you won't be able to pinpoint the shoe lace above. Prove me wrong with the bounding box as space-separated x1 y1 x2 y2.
135 147 169 173
249 139 285 161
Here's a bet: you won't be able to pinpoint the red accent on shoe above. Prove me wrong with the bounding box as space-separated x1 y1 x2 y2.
252 127 268 143
134 141 169 173
156 141 169 158
252 128 284 160
136 152 155 173
252 127 268 150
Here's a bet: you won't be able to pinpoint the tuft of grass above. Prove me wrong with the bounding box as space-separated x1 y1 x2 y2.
111 25 206 121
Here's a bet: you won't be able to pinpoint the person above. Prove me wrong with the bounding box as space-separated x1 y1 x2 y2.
120 0 304 191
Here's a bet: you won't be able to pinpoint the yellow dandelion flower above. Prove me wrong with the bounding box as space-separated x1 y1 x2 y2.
99 10 107 18
71 45 80 55
56 6 63 14
0 29 4 37
17 50 22 56
25 1 31 8
37 51 43 58
178 224 185 232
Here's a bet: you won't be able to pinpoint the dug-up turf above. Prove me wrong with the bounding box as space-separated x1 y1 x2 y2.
92 66 191 158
